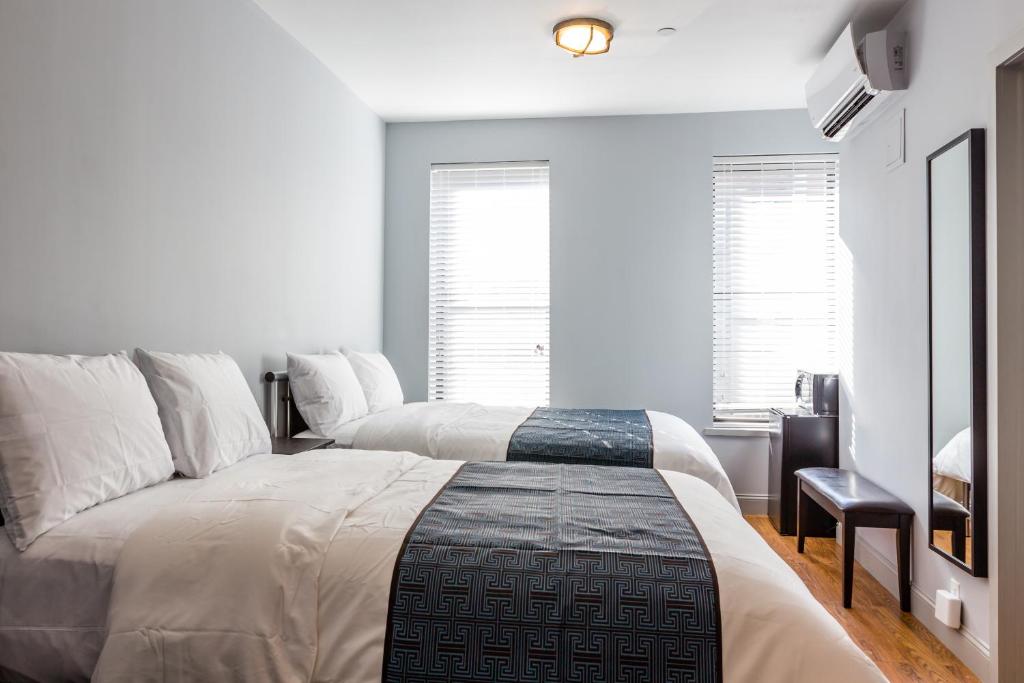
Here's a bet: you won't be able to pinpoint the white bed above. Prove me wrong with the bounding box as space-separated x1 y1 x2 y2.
932 427 971 505
2 450 884 682
933 427 971 483
295 401 740 510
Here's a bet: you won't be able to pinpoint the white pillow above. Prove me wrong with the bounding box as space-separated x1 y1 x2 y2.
343 349 404 413
0 352 174 551
287 352 368 435
135 350 271 478
933 427 972 483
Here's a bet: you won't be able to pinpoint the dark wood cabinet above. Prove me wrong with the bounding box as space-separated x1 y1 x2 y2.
768 408 838 536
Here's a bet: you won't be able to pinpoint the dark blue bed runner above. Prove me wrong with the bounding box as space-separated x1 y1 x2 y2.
383 462 723 683
506 407 654 468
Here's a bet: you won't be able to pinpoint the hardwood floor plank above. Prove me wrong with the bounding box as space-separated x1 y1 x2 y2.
746 515 979 683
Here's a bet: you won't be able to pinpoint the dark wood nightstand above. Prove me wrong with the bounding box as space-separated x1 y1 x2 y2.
271 437 335 455
767 407 838 537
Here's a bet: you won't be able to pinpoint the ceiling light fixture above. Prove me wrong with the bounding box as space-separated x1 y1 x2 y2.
553 18 614 58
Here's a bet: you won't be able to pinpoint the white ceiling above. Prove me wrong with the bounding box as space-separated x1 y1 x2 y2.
253 0 905 122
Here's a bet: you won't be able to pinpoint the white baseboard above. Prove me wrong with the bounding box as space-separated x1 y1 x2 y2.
853 535 991 681
736 493 769 516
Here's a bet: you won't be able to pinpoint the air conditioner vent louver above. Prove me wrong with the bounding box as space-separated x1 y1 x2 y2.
822 87 876 139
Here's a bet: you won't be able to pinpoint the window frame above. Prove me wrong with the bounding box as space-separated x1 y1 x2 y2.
710 153 840 428
427 160 551 405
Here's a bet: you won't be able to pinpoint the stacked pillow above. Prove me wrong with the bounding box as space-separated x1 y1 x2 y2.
0 345 397 549
342 349 404 414
0 352 175 550
287 352 369 435
135 350 272 478
287 349 403 437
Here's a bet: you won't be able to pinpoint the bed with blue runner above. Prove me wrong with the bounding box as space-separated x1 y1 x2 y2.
505 407 654 468
383 461 723 683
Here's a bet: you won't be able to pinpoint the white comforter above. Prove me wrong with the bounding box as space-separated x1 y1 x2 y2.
93 450 885 683
341 401 740 510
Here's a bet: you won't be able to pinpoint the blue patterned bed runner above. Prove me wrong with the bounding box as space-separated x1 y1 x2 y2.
383 462 723 683
506 407 654 468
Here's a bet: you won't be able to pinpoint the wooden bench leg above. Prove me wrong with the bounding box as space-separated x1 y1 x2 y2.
897 515 912 612
843 519 856 608
797 480 808 554
951 517 967 563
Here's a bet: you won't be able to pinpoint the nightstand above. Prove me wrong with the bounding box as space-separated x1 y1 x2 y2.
767 407 838 537
271 437 335 455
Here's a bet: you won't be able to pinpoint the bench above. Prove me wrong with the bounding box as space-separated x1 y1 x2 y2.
932 490 970 562
795 467 915 612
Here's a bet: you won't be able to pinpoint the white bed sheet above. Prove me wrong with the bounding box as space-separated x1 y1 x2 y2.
295 412 376 448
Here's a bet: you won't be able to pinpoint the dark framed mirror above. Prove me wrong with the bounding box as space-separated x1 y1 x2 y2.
927 129 987 576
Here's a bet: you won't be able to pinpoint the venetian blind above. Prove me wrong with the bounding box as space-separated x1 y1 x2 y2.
428 162 550 405
712 154 839 422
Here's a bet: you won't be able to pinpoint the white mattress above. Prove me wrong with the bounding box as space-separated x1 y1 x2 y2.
0 460 274 682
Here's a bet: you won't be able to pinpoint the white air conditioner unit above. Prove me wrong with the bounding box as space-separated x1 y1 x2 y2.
806 24 907 141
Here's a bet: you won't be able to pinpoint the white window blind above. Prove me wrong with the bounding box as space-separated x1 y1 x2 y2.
429 161 550 405
712 154 839 423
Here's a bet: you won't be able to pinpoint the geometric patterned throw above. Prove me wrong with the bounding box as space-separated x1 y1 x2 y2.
506 408 654 468
383 462 722 682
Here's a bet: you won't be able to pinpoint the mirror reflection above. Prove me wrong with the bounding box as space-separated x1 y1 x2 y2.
928 130 986 575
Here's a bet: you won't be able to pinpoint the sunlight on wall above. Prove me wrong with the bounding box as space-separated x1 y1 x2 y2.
836 235 856 465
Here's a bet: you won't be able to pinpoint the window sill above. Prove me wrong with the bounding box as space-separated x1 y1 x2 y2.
703 425 769 438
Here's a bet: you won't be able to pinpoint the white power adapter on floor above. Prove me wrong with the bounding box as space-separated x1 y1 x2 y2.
935 579 962 629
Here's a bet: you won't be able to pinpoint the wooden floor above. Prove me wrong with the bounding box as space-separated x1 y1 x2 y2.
932 530 974 567
747 515 979 683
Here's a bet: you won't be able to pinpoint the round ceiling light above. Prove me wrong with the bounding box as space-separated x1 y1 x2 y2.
553 18 614 57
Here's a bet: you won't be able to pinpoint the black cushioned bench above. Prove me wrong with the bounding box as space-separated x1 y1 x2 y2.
932 490 970 562
795 467 914 612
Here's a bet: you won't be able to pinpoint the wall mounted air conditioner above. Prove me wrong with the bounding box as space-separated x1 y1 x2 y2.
806 24 907 141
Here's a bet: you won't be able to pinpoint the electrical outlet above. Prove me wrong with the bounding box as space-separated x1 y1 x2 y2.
936 581 963 629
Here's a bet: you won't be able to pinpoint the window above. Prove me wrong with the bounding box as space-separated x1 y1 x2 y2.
428 162 550 405
712 154 839 424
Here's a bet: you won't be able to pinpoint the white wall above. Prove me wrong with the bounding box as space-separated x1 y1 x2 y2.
384 111 833 503
0 0 385 394
838 1 1024 677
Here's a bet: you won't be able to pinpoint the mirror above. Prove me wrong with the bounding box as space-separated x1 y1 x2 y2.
928 129 987 576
